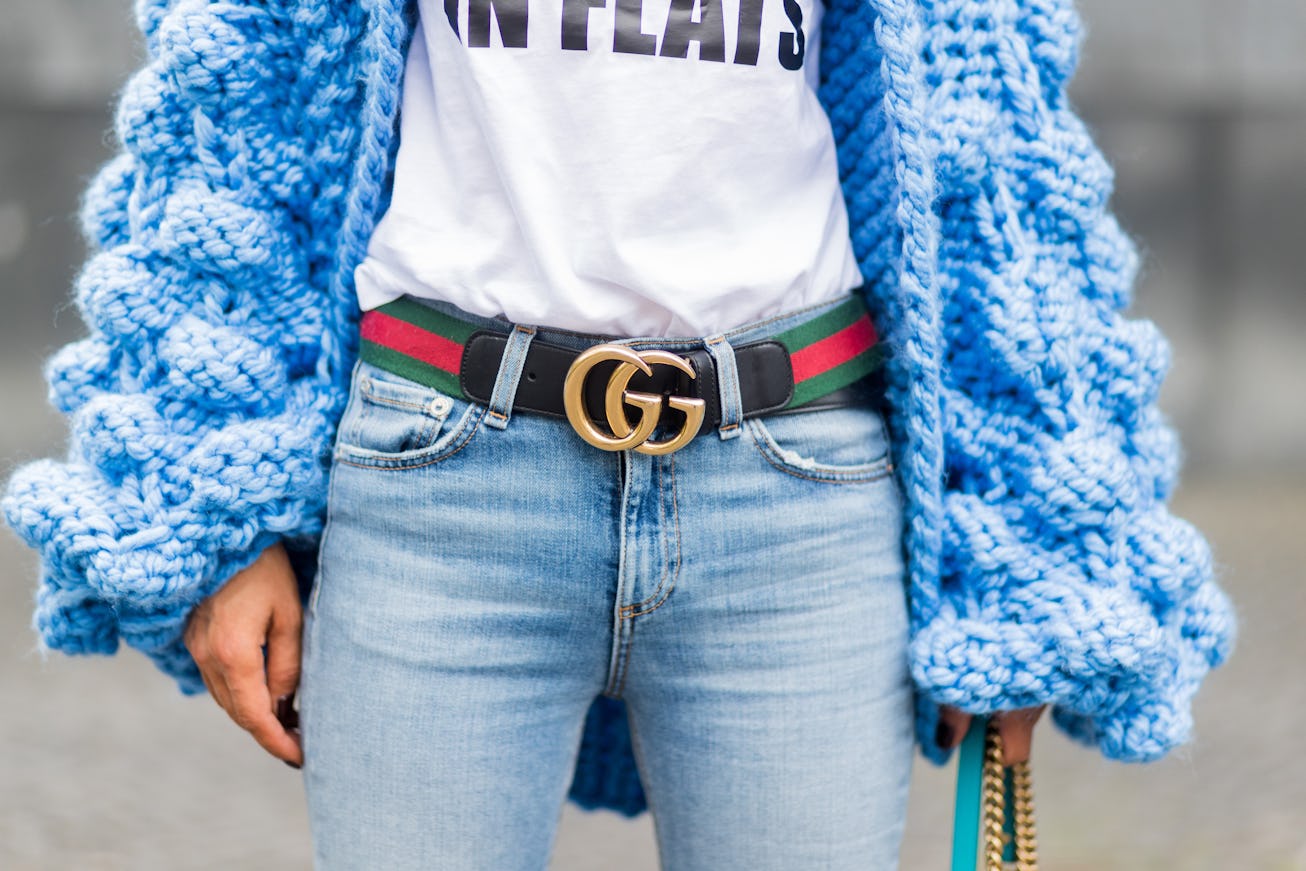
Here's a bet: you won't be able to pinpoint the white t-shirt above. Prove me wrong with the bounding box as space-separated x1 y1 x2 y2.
353 0 864 337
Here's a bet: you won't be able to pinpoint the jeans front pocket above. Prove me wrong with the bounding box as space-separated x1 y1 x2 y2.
745 398 894 484
333 359 485 470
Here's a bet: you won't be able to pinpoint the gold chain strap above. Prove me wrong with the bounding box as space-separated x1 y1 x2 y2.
981 718 1039 870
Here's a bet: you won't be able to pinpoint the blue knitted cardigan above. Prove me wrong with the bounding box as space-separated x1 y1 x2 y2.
2 0 1236 815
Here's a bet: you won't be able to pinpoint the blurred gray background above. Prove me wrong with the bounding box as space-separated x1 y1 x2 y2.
1 1 1302 869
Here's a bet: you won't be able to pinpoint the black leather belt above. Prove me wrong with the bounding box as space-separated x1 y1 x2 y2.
458 331 886 439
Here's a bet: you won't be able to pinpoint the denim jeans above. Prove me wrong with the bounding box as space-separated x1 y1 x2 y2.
299 293 915 870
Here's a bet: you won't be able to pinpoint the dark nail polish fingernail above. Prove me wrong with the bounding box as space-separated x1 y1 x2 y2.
284 759 301 770
935 720 955 749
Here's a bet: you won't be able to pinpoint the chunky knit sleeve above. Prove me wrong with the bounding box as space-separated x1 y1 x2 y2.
898 0 1237 763
1 0 374 691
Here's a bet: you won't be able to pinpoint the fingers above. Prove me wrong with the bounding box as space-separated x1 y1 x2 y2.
215 631 303 765
265 601 303 705
935 703 1048 764
992 704 1048 766
265 602 304 763
181 542 305 767
935 704 972 752
185 603 234 715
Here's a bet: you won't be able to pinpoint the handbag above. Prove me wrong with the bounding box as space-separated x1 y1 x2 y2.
949 715 1039 870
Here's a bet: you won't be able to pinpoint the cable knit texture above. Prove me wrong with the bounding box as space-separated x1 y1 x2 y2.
2 0 1236 815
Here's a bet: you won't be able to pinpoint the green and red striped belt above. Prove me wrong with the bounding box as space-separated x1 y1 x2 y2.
358 293 887 455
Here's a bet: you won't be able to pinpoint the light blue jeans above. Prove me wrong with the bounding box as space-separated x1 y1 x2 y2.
299 294 914 870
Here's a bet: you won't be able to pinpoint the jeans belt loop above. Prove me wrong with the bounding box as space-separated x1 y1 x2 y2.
484 323 536 430
702 334 742 441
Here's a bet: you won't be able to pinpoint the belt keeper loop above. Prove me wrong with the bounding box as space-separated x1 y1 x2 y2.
703 334 742 441
484 324 536 430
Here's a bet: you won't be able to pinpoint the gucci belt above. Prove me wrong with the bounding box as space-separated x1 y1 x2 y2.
357 294 888 455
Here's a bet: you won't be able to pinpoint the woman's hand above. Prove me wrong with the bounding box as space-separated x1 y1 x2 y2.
935 703 1048 765
183 541 304 768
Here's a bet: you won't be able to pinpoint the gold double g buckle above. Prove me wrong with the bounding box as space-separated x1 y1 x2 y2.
562 344 706 456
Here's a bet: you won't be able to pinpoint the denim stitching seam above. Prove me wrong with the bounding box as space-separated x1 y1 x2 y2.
335 404 488 471
621 458 672 615
747 417 898 483
625 454 680 619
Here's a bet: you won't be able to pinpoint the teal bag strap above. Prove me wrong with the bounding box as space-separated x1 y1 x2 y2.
950 715 987 871
950 714 1036 870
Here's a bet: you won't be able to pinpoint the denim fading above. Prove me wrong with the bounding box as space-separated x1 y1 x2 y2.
299 292 915 870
